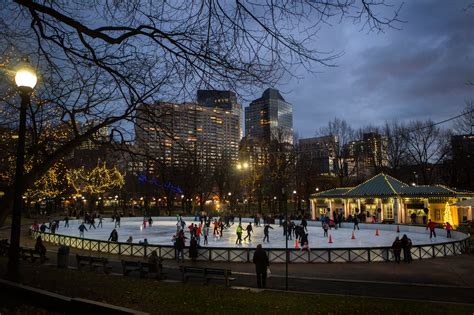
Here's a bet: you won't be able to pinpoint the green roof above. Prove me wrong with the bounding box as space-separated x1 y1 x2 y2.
312 173 474 199
345 173 408 197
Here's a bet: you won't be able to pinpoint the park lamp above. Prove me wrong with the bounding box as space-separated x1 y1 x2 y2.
15 59 37 91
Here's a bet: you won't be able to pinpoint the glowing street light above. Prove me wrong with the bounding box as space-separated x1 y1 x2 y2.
8 58 37 280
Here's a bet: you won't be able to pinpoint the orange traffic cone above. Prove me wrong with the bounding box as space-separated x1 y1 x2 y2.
351 230 356 240
328 234 333 244
295 239 299 249
396 225 400 233
375 228 379 236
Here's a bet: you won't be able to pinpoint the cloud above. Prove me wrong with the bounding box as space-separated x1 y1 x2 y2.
265 0 474 138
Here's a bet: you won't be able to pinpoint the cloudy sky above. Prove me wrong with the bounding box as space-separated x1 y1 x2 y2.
259 0 474 138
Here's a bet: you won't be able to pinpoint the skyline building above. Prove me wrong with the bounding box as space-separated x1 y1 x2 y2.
244 88 293 145
135 93 241 173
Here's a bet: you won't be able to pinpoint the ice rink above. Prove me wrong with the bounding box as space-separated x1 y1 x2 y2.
51 217 456 249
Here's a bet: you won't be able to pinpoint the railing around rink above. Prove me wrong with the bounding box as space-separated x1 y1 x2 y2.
30 229 471 263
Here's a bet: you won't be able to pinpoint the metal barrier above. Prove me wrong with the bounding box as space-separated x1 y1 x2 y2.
30 230 470 263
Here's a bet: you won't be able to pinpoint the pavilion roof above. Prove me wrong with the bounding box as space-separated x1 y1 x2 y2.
312 173 474 199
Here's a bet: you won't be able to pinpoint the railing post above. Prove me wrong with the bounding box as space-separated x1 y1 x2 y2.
367 249 371 262
328 249 331 263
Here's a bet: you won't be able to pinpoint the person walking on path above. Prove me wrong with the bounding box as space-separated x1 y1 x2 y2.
353 216 359 230
426 219 437 239
34 236 47 263
444 222 452 238
244 222 253 242
78 222 88 238
235 223 243 245
392 236 402 264
263 224 273 243
252 244 270 288
108 228 119 242
401 234 413 263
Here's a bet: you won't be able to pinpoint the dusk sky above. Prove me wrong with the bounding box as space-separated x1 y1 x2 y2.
258 0 474 138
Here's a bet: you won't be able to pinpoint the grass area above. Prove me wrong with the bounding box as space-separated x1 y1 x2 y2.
0 257 473 315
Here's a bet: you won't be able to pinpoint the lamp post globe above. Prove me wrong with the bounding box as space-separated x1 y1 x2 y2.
7 58 36 281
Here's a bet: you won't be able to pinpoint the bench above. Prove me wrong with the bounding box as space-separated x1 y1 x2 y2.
121 259 165 279
180 266 234 287
76 254 110 273
20 247 46 263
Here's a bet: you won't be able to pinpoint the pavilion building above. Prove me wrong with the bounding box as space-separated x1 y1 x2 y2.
310 173 473 226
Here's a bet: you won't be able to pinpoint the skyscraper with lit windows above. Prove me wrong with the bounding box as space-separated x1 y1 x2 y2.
244 88 293 144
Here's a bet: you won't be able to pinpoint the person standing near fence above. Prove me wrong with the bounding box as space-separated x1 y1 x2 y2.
391 236 402 264
401 234 412 263
108 228 118 242
252 244 270 288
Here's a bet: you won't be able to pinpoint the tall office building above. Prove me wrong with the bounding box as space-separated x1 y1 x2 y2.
298 135 337 175
196 90 242 156
245 88 293 144
135 95 241 172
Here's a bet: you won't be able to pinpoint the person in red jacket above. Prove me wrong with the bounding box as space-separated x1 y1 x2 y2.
426 219 437 239
445 222 453 238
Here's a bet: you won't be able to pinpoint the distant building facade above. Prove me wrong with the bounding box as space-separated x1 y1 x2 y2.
345 132 388 180
298 135 337 176
135 93 241 172
245 88 293 145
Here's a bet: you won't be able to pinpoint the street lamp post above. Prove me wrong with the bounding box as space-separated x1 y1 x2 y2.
283 187 288 290
7 59 37 280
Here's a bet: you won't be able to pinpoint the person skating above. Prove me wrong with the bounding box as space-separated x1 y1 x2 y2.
148 216 153 227
263 224 273 243
392 236 402 264
126 236 133 243
445 222 452 238
353 216 359 230
400 234 413 263
252 244 270 288
97 214 103 228
64 215 69 228
108 228 118 242
115 214 121 228
426 219 437 239
301 217 308 232
235 223 243 245
323 221 329 237
78 222 87 238
203 223 209 245
244 222 253 242
88 217 96 229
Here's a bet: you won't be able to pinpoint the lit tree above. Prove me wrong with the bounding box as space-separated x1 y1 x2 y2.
443 202 453 225
67 162 124 196
26 160 68 200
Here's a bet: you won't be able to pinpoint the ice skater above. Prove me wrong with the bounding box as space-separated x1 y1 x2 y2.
263 224 273 243
203 223 209 245
353 216 359 230
426 219 436 238
235 223 243 245
78 222 88 238
243 222 253 242
115 214 121 228
108 228 118 242
64 215 69 228
445 222 452 238
97 214 103 228
323 221 329 237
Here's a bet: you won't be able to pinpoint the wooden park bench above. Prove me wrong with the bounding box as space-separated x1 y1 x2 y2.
76 254 110 273
20 247 46 263
122 259 166 280
180 266 234 287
